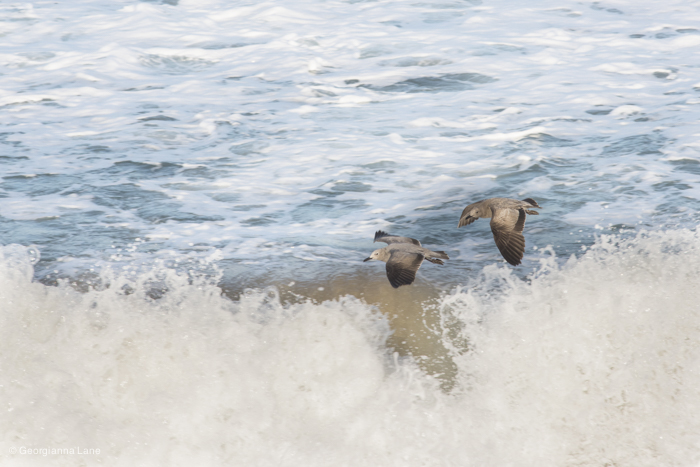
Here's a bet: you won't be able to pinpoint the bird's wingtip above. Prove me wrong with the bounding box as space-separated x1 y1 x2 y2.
373 230 389 242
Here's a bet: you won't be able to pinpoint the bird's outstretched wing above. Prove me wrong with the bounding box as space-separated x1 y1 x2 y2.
385 250 424 288
374 230 421 246
490 208 526 266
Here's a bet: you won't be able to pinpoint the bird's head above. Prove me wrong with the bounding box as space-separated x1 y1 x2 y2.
363 249 383 262
458 203 482 227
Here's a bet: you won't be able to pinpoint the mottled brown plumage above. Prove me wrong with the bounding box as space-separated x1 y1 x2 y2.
458 198 541 266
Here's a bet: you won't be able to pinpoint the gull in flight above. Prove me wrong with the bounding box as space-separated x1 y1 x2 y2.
364 230 449 288
458 197 541 266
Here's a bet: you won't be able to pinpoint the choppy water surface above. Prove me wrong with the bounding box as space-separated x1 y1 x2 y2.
2 0 700 465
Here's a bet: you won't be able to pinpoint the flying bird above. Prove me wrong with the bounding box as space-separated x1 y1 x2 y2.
458 197 541 266
363 230 449 288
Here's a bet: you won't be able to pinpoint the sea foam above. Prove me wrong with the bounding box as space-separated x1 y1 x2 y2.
2 228 700 466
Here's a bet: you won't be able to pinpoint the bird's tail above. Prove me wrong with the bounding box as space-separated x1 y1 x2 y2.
522 198 541 208
430 250 449 260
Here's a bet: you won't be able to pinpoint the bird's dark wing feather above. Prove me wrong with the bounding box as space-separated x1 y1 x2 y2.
385 251 424 288
490 208 526 266
374 230 421 246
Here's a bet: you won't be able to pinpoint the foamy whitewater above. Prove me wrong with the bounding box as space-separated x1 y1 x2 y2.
2 0 700 465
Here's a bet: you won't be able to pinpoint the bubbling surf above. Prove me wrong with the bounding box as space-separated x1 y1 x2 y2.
2 228 700 466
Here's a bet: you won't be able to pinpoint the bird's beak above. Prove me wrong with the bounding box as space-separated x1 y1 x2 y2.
363 257 372 262
458 215 472 227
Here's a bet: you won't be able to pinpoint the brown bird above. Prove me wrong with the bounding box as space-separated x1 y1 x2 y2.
364 230 449 288
458 197 541 266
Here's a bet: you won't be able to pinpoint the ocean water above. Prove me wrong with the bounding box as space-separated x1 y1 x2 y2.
2 0 700 465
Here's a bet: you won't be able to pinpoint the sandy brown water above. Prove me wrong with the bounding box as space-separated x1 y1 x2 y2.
222 268 461 391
